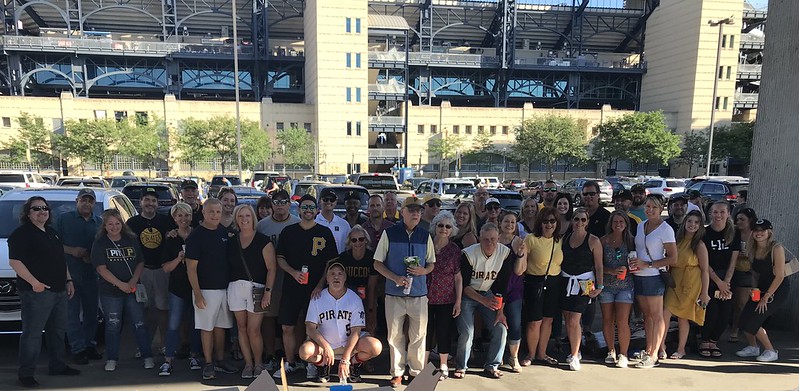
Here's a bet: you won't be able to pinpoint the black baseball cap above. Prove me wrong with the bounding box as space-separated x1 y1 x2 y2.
615 190 633 201
142 187 159 198
272 189 290 200
180 179 198 190
630 184 646 193
753 219 773 231
670 194 688 204
319 188 338 200
344 191 361 202
299 194 317 205
77 188 96 200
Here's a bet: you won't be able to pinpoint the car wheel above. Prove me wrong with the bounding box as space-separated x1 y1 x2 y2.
573 194 581 206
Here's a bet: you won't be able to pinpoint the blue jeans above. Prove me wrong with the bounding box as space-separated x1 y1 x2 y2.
66 258 99 354
455 291 507 371
100 294 152 361
165 293 201 359
505 299 523 344
19 290 68 378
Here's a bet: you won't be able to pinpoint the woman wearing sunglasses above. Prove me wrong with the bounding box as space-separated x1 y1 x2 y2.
337 225 380 335
517 207 564 367
425 211 463 379
559 207 603 371
599 210 635 368
498 211 526 372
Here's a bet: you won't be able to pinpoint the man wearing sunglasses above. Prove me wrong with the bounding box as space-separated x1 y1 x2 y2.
418 194 442 232
473 187 490 221
315 189 351 254
275 194 338 378
541 180 560 208
628 184 648 222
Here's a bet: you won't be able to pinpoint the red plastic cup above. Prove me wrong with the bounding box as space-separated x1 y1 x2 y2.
494 293 504 309
751 288 761 302
618 268 627 280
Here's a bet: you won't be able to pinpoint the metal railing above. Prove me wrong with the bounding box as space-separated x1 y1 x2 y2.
408 52 500 67
740 33 765 49
735 92 759 102
368 116 404 125
0 35 258 57
369 51 406 62
369 80 405 94
737 64 762 78
368 148 404 158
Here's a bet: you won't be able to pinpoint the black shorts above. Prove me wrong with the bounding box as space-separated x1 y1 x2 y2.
522 274 562 322
559 276 591 313
731 271 755 288
278 289 310 326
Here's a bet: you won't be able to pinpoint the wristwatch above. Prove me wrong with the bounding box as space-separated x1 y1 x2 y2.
264 287 271 292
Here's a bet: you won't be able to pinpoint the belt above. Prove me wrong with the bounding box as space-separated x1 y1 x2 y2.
145 265 161 270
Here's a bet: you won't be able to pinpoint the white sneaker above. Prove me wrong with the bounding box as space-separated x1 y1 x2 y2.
567 355 581 371
143 357 155 369
605 351 617 364
756 350 778 362
105 360 117 372
736 345 761 358
617 354 629 368
306 362 318 379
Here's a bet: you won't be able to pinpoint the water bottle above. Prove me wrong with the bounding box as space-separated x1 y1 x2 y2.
403 275 413 295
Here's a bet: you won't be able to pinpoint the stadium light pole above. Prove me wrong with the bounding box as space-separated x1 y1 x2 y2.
706 17 734 176
232 0 243 180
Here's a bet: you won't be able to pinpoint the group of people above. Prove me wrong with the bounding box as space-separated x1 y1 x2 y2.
9 177 790 389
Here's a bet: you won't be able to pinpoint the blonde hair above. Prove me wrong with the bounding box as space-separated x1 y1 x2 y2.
170 201 193 217
96 209 135 240
233 204 257 232
748 229 780 263
346 225 372 251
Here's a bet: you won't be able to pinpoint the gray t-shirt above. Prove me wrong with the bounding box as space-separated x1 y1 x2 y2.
91 235 144 297
255 214 301 304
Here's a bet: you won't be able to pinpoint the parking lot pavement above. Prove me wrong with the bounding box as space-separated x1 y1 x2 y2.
1 328 798 391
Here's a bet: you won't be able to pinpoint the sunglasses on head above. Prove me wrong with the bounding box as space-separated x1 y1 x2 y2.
425 201 442 208
321 197 337 203
436 223 452 229
300 205 317 211
350 237 367 243
273 199 290 205
30 206 50 212
573 217 588 222
543 187 558 192
542 219 557 225
582 192 598 197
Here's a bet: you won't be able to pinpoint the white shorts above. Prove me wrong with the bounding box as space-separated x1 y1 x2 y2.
193 289 234 331
140 268 170 310
228 280 266 313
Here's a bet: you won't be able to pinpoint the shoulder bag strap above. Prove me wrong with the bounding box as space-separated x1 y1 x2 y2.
237 235 255 283
542 237 556 282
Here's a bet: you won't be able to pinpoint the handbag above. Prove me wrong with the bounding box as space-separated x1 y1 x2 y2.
643 222 676 289
781 248 799 277
236 236 269 313
535 238 557 298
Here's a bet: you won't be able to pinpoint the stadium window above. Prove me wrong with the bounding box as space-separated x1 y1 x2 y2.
347 121 352 136
304 123 312 132
346 87 352 102
94 110 106 119
431 125 437 134
465 125 472 134
490 126 496 135
729 35 735 48
418 124 424 134
726 66 732 80
502 126 509 135
346 53 352 68
723 97 729 110
715 97 721 110
356 87 362 103
1 117 10 127
114 111 127 122
453 125 460 134
355 18 361 34
356 121 362 136
290 122 298 129
355 53 361 68
718 66 724 79
276 122 284 131
346 18 351 33
478 125 485 134
721 35 727 48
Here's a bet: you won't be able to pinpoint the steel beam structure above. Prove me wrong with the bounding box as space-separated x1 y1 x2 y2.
553 0 589 51
615 0 659 53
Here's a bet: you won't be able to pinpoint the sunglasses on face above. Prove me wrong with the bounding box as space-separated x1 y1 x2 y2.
300 205 317 211
542 219 557 225
437 223 453 229
273 199 290 205
350 237 367 243
321 197 337 203
582 192 598 197
486 205 501 211
30 206 50 212
543 187 558 192
425 201 442 208
573 217 588 222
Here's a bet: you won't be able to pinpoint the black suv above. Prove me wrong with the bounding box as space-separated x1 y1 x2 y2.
122 182 179 212
673 179 748 210
209 175 242 198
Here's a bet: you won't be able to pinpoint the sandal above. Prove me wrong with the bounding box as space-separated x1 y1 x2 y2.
439 366 449 380
709 341 722 358
452 369 466 379
728 334 740 343
484 369 503 379
536 356 559 366
699 342 712 358
669 352 685 360
519 357 533 367
658 350 667 360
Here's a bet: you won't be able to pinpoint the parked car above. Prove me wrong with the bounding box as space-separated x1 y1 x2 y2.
403 177 428 191
306 184 370 217
415 178 475 201
642 178 686 201
0 171 50 189
249 171 280 189
109 176 145 190
122 182 179 212
561 178 614 207
291 180 331 201
208 175 242 198
502 179 527 191
451 189 524 213
520 180 545 201
676 179 749 211
0 187 137 332
319 174 348 184
57 178 109 188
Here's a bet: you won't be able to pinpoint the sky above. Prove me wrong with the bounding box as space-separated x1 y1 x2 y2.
746 0 769 9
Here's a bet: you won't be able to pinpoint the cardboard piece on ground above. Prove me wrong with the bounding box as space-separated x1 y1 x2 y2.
243 361 438 391
405 362 440 391
244 369 279 391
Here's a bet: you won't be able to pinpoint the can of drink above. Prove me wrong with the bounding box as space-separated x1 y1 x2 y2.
403 276 413 295
357 286 366 299
627 251 639 272
494 293 503 309
301 265 309 285
617 267 627 280
751 288 761 302
181 244 186 252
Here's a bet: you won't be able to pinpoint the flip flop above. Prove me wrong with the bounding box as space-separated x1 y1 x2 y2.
452 369 466 379
520 357 533 367
710 348 722 358
484 369 503 379
669 352 685 359
536 356 559 366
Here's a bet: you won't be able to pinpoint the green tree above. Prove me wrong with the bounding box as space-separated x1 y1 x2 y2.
276 126 314 175
593 111 681 172
712 121 754 164
429 134 464 176
56 118 119 174
511 115 588 178
177 116 267 174
676 130 708 177
2 113 54 169
466 132 494 175
116 113 165 176
177 118 215 174
241 121 271 171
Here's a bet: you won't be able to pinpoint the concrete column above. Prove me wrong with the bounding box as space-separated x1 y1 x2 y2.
748 0 799 329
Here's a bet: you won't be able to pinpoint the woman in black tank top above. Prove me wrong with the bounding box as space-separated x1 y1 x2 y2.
559 207 603 371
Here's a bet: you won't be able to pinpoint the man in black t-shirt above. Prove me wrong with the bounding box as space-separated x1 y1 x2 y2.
185 199 236 380
126 189 173 352
274 194 338 378
180 179 204 227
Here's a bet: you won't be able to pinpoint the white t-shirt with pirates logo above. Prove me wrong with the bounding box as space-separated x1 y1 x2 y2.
305 288 366 349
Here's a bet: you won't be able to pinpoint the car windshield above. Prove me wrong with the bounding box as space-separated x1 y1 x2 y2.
60 180 105 188
0 174 25 183
325 188 369 209
111 178 136 188
357 177 396 189
123 187 173 200
666 180 685 187
294 184 315 196
212 176 241 186
491 193 523 210
729 184 749 194
0 200 105 237
443 183 474 194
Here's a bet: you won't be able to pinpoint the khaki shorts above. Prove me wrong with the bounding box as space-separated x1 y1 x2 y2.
193 289 234 331
140 268 170 311
227 280 266 313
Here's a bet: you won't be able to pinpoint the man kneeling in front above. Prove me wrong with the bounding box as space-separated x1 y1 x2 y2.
299 262 383 383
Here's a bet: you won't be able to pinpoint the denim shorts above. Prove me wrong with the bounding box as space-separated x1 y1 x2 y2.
598 286 635 304
634 275 665 297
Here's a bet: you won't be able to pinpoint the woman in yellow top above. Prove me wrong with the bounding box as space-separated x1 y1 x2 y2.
515 206 563 367
661 211 711 359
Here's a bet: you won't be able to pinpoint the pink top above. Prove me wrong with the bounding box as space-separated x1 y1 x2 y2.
426 241 462 305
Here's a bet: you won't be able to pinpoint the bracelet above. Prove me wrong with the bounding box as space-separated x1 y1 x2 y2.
340 360 350 365
596 285 605 290
66 279 73 283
